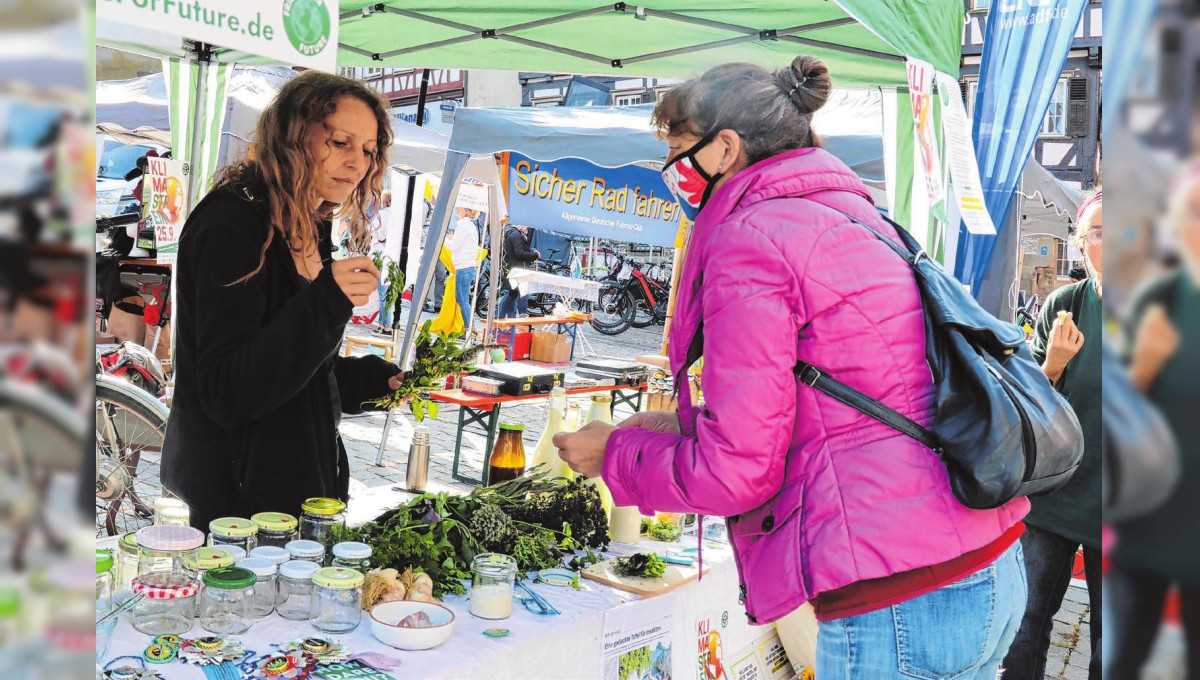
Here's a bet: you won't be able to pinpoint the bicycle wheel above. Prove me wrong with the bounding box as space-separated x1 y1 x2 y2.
590 284 635 336
475 270 492 319
0 380 87 526
95 374 169 537
629 298 656 329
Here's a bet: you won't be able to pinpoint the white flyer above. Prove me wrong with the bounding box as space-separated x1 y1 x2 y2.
905 58 948 225
602 595 675 680
935 71 997 235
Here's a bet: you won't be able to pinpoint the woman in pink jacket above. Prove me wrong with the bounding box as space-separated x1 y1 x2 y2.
555 56 1030 679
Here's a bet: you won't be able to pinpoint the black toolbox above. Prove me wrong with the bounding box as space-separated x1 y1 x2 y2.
473 363 565 396
574 359 651 386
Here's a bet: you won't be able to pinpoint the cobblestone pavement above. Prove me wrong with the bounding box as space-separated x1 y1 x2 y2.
338 303 1183 680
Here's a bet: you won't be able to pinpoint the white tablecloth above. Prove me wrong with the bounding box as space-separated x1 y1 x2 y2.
507 269 601 304
98 542 777 680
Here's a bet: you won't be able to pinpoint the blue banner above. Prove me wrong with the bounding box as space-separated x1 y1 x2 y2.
1102 0 1154 138
504 152 684 247
953 0 1088 296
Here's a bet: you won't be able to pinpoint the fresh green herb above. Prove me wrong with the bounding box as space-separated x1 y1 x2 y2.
614 553 667 579
648 519 682 542
640 517 654 535
369 320 500 420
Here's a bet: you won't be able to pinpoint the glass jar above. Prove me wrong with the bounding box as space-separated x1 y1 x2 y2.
251 512 299 548
299 498 346 561
311 567 363 633
217 545 247 562
469 552 517 620
153 497 190 526
117 532 140 593
198 566 256 635
330 542 372 571
96 549 115 614
249 545 290 567
487 423 526 485
209 517 259 553
286 539 325 565
130 578 198 636
136 525 204 580
183 547 236 581
0 587 20 650
235 558 278 618
276 560 319 620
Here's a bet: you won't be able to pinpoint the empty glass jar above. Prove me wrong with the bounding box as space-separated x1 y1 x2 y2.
312 567 363 633
117 532 140 593
286 539 325 565
130 579 198 636
331 541 372 571
96 549 115 614
199 566 256 635
236 558 278 618
136 525 204 579
153 497 190 526
251 512 299 548
299 498 346 560
209 517 259 553
131 526 204 635
249 545 290 567
276 560 320 621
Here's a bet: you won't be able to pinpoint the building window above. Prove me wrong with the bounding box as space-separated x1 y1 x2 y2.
613 93 643 106
1056 239 1075 277
965 79 978 116
1041 77 1068 137
531 98 562 107
971 0 990 10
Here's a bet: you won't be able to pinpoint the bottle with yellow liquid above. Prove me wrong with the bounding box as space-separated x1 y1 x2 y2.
582 395 615 517
531 388 573 480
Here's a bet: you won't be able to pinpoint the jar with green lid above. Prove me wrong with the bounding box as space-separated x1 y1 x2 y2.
0 587 19 649
117 532 140 593
153 496 190 526
251 512 299 548
96 549 115 614
331 541 372 571
198 566 257 635
299 498 346 562
311 567 363 633
209 516 259 552
184 547 236 579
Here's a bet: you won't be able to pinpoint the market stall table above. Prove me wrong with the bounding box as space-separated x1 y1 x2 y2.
432 383 646 486
491 313 593 362
97 536 795 680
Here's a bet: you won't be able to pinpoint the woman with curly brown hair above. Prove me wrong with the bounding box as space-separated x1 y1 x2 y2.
161 70 403 530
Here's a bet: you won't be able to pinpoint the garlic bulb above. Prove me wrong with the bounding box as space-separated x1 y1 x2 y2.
362 567 407 609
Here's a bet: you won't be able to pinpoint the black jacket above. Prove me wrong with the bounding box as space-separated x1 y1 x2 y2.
161 184 396 531
501 225 538 276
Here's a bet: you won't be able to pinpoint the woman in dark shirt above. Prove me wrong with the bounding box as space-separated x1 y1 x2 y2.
161 71 402 531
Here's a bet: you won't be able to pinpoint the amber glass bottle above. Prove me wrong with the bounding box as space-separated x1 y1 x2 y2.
488 423 527 485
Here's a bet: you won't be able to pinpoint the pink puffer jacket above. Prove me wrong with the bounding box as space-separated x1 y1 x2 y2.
603 147 1028 625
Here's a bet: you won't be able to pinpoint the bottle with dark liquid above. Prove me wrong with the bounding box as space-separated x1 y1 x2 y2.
487 423 527 485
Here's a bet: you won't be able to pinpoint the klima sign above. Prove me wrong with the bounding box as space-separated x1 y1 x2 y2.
98 0 339 72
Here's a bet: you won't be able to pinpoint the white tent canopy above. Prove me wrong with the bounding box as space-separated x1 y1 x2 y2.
1018 158 1084 241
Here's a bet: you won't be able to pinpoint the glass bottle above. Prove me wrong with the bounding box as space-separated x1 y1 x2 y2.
488 423 526 485
276 560 319 620
565 402 584 432
208 517 259 553
299 498 347 561
312 568 363 633
582 395 615 515
251 512 299 548
531 388 573 480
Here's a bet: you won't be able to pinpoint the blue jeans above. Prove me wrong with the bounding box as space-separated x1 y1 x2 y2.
497 278 528 319
1002 524 1101 680
455 266 476 331
817 542 1027 680
377 281 392 328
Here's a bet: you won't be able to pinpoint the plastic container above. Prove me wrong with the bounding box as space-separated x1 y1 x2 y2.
96 549 115 614
251 512 299 548
299 498 346 562
286 539 326 565
469 553 517 620
236 558 278 618
331 541 372 571
312 567 363 633
276 560 319 620
117 532 140 593
209 517 259 553
487 423 526 485
153 497 190 526
249 545 291 567
199 566 256 635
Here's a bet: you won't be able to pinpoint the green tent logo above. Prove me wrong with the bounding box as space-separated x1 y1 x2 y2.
282 0 331 57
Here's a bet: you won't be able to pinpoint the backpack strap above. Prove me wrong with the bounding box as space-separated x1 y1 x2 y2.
793 207 942 453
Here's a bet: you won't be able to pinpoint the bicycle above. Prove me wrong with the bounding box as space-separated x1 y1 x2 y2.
95 372 170 537
589 255 671 336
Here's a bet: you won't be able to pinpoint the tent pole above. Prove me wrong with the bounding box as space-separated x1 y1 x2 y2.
186 42 212 212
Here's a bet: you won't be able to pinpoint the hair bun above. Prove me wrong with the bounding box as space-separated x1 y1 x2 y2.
776 56 831 115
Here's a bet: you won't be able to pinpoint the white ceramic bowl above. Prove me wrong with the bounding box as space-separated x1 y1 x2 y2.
369 600 456 650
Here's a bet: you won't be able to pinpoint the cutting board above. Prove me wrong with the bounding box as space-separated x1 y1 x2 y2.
581 556 710 597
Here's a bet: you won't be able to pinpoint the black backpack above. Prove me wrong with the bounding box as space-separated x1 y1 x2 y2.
794 211 1084 510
